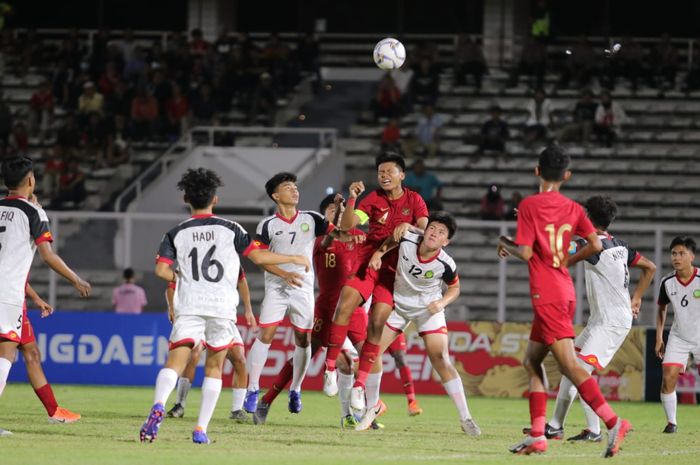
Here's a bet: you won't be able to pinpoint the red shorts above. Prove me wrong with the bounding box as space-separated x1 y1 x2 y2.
530 300 576 346
19 305 36 347
313 303 367 347
345 243 396 307
387 332 407 354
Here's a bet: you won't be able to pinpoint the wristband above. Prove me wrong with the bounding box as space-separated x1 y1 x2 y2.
347 198 356 208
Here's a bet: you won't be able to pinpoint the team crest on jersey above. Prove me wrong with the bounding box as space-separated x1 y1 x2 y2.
301 223 310 232
694 289 700 299
402 207 410 216
424 270 434 279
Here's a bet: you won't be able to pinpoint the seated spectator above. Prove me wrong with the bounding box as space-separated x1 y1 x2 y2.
524 88 553 145
652 34 679 89
559 36 597 89
478 105 509 157
148 69 172 114
381 118 401 151
410 58 440 106
404 159 443 211
373 74 402 120
29 79 54 141
505 191 523 221
78 81 104 123
403 105 444 158
454 34 488 91
557 89 597 144
42 143 67 201
105 114 132 166
480 184 505 220
130 86 158 140
248 73 276 125
594 90 628 147
52 158 87 209
508 36 547 89
104 79 131 118
98 61 121 98
164 82 189 138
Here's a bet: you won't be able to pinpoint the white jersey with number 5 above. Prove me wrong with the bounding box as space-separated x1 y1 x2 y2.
156 214 250 319
658 268 700 344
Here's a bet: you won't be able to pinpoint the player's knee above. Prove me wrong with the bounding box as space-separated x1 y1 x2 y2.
22 344 41 366
294 331 311 347
428 351 450 371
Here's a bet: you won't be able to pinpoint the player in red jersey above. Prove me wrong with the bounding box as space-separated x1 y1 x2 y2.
497 146 631 458
252 193 368 426
386 333 422 416
322 152 429 416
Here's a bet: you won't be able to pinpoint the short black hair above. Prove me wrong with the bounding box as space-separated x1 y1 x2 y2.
123 268 134 280
375 151 406 172
670 236 696 253
427 211 457 239
319 193 339 214
2 156 33 189
584 195 618 229
265 172 297 201
176 168 223 209
538 145 570 182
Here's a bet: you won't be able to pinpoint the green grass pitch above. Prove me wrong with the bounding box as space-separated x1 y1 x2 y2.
1 384 699 465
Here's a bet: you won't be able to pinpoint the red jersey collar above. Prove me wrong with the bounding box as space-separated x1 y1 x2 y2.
191 213 214 219
276 210 299 224
676 267 699 287
4 195 28 200
378 186 408 202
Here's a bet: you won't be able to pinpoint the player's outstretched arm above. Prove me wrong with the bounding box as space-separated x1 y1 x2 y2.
247 249 311 272
38 242 91 297
339 181 365 231
320 194 345 249
566 232 603 266
25 283 54 317
369 236 399 270
238 276 257 329
655 304 667 359
630 256 657 318
427 281 460 314
497 236 533 262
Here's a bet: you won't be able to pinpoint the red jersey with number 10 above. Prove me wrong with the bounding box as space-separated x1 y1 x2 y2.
515 191 596 305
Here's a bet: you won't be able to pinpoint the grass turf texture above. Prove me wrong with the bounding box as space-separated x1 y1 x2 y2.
1 384 699 465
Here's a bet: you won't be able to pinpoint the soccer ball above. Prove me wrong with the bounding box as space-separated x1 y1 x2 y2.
373 38 406 70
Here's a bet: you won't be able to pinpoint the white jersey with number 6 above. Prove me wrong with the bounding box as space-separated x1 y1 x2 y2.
156 214 250 320
658 267 700 344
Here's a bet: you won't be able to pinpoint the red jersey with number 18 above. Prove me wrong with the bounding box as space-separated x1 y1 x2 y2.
515 191 596 305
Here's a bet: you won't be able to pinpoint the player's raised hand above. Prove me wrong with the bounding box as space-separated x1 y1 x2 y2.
348 181 365 199
392 222 412 242
368 252 383 271
35 297 54 318
631 296 642 319
73 277 91 297
427 299 445 314
333 193 345 205
655 339 665 359
352 233 366 244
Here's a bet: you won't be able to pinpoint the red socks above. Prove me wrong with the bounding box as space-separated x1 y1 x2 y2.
353 342 381 389
529 391 547 437
324 324 349 371
399 365 416 403
577 377 618 429
35 384 58 416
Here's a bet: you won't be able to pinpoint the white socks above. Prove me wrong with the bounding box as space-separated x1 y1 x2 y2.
176 377 192 406
365 372 382 408
246 339 271 391
338 372 354 416
197 377 222 433
0 357 12 397
549 375 578 429
580 394 601 434
153 368 179 405
661 391 677 425
443 377 472 421
290 345 312 392
231 388 246 412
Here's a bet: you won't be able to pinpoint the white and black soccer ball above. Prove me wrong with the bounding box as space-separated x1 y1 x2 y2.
373 38 406 70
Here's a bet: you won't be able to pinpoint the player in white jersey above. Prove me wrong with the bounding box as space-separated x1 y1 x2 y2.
243 172 357 415
0 157 91 437
139 168 310 444
656 236 700 434
352 212 481 435
537 196 656 442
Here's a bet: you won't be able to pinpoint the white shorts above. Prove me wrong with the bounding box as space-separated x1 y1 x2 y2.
0 302 23 343
574 324 629 370
259 287 314 333
663 332 700 373
170 314 243 351
385 303 447 336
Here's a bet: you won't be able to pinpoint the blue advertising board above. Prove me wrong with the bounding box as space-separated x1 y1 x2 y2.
9 311 175 386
